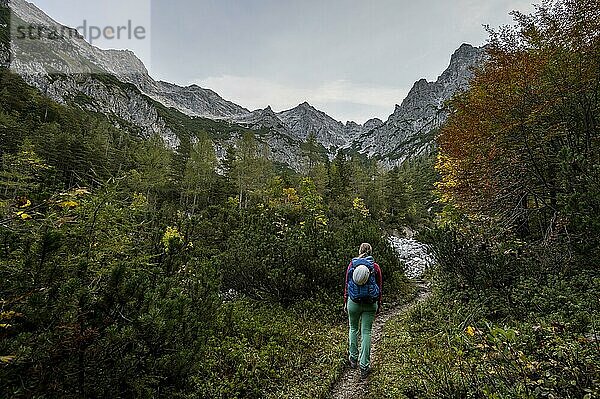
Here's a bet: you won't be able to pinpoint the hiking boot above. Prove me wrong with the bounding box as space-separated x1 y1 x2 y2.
360 367 370 380
348 356 358 369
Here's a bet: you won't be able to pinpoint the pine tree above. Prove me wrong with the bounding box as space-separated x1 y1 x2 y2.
183 133 217 213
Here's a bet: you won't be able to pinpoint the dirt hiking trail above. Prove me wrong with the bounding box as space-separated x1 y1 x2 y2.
330 282 431 399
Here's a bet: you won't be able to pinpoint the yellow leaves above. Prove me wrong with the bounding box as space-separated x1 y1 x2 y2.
227 196 240 209
56 188 89 208
52 187 90 211
0 311 20 320
59 200 79 208
0 310 21 329
283 188 299 204
162 226 184 253
72 188 91 196
315 215 328 227
17 211 32 220
352 197 370 218
13 198 33 220
0 356 15 363
435 153 460 189
130 193 148 210
60 188 90 197
16 198 32 208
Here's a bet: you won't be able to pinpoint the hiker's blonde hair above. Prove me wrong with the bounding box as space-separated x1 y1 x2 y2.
359 243 372 258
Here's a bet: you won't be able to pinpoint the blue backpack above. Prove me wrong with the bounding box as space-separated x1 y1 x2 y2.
347 256 380 303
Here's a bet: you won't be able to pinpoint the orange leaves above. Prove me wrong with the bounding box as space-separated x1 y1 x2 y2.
437 0 600 238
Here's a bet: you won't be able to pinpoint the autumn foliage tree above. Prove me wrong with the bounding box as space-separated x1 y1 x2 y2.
437 0 600 245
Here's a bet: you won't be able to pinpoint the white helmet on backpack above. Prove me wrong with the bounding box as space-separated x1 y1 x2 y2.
352 265 371 285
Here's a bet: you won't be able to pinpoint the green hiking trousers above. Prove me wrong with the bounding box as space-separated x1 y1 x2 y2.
347 298 378 370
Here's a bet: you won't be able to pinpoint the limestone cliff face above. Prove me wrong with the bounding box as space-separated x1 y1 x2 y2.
5 0 246 148
356 44 486 167
154 81 250 119
276 102 349 156
232 44 486 167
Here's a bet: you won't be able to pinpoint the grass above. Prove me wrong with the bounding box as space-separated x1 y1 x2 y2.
368 281 600 399
194 277 419 399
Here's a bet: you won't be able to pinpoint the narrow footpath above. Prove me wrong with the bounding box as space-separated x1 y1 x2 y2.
330 281 431 399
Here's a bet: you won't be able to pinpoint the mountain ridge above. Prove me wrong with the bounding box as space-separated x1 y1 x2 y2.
2 0 486 170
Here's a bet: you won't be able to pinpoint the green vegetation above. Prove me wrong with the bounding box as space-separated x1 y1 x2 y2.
371 2 600 398
196 299 347 399
0 65 419 397
3 1 597 397
371 231 600 398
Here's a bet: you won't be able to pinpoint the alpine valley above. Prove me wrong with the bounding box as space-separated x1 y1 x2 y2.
1 0 485 172
2 1 600 398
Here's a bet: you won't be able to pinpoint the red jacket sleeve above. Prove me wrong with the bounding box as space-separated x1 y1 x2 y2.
374 263 383 306
344 261 352 303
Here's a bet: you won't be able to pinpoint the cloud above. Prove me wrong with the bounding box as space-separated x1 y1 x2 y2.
193 75 408 123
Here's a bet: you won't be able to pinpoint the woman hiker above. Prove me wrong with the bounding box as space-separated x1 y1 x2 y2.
344 242 383 379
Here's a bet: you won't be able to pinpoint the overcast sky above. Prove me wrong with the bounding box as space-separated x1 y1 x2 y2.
33 0 535 123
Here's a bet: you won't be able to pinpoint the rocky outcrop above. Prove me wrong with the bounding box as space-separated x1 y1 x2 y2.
155 81 250 119
236 45 485 167
276 102 350 156
357 44 486 166
234 106 287 131
388 235 435 279
5 0 245 148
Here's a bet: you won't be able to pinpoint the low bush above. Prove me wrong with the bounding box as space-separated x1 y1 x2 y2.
219 178 407 306
370 228 600 398
193 298 347 399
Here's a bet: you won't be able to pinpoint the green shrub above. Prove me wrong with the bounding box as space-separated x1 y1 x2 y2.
192 299 347 399
219 178 407 306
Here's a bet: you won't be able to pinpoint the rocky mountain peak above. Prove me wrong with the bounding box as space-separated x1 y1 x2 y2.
451 43 478 60
277 102 349 153
342 118 384 147
256 106 278 119
355 43 486 165
439 43 486 88
292 101 320 114
234 105 283 131
363 118 384 131
155 81 250 119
